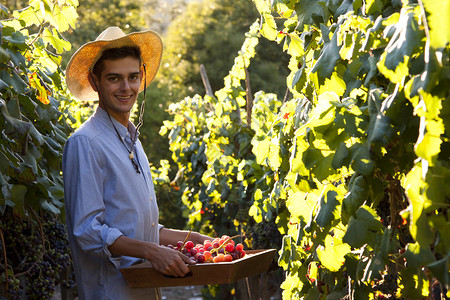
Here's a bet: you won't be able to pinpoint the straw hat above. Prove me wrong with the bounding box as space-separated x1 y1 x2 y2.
65 27 163 101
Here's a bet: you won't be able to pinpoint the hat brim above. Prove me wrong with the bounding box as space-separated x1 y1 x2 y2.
65 30 163 101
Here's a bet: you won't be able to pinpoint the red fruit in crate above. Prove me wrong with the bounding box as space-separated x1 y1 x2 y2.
213 242 220 249
176 241 183 249
204 251 212 260
185 241 194 249
197 254 206 263
190 248 198 256
225 243 235 253
240 250 246 258
206 246 213 251
224 254 233 262
213 254 225 263
231 253 238 260
236 243 244 252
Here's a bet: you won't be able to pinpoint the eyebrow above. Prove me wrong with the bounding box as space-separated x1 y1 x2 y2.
105 72 141 77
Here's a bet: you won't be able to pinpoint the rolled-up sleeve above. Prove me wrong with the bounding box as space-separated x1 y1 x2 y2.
63 135 123 268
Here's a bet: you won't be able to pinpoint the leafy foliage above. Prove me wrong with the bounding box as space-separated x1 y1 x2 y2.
163 0 449 299
0 0 82 297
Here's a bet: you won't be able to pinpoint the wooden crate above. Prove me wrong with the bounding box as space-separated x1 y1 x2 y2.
120 249 277 288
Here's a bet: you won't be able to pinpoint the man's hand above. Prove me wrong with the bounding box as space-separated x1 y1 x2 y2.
146 244 194 277
108 235 194 277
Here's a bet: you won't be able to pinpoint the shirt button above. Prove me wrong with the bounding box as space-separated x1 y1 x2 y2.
152 222 155 227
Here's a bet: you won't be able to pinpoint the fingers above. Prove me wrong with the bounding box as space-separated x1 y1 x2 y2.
152 247 192 277
162 259 190 277
178 251 195 265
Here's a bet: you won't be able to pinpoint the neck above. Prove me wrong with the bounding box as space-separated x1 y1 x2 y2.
98 103 130 127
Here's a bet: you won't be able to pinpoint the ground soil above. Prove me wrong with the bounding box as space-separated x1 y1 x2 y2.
160 285 204 300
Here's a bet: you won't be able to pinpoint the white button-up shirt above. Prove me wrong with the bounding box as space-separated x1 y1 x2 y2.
63 107 161 299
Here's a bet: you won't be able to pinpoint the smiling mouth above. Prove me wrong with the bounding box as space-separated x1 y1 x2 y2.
115 95 133 101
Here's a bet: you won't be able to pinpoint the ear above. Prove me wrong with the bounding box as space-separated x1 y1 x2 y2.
88 72 99 92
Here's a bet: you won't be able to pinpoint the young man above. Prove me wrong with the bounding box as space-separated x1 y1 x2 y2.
63 27 211 300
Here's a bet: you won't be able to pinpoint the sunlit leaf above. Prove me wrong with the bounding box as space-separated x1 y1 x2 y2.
423 0 450 49
317 231 350 272
41 28 71 54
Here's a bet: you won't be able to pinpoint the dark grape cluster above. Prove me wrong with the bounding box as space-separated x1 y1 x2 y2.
371 273 401 299
3 277 22 300
431 280 449 300
248 220 282 250
0 210 75 299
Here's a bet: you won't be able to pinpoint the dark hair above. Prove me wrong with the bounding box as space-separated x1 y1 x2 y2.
92 46 141 78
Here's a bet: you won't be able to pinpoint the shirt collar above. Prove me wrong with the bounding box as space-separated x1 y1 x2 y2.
94 107 139 141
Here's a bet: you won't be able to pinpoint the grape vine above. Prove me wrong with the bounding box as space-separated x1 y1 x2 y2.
162 0 449 299
1 1 81 298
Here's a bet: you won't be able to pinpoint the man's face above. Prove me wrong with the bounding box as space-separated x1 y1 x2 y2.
94 56 142 126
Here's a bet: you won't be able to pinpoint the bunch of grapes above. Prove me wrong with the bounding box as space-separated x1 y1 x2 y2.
167 235 246 264
248 221 282 250
0 210 74 299
372 273 400 300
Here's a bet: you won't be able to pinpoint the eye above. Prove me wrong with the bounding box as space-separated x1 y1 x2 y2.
107 76 120 82
129 74 140 81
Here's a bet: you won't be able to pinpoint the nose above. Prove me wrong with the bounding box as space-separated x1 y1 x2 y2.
120 78 131 90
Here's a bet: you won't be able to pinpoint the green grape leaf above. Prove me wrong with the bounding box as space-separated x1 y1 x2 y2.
268 137 281 170
415 121 443 165
343 175 368 217
1 70 28 94
377 10 423 82
423 0 450 49
13 7 42 27
405 165 435 245
0 46 11 63
11 184 27 216
286 191 314 223
252 136 270 165
41 28 71 54
294 0 328 29
427 257 449 286
51 5 77 32
363 227 393 281
403 242 435 270
343 206 382 248
331 142 349 169
311 25 341 79
407 49 440 97
399 267 430 298
0 99 31 137
315 190 339 228
317 233 351 272
369 114 395 147
365 0 383 15
286 34 304 57
351 144 374 176
303 148 324 170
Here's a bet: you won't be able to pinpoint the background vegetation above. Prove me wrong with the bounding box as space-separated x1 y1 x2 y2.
161 0 450 299
1 0 449 299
